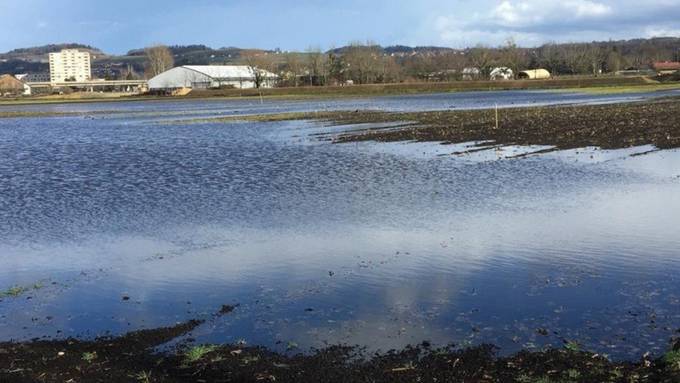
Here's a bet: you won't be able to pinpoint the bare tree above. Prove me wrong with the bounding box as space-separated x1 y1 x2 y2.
344 41 382 84
284 53 303 87
585 45 606 75
605 49 624 73
499 38 528 76
380 55 403 83
242 51 275 88
562 44 590 74
467 46 494 76
306 46 326 86
539 43 565 74
144 45 174 78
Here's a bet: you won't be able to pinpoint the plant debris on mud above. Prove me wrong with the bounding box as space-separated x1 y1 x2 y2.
322 98 680 151
2 321 680 382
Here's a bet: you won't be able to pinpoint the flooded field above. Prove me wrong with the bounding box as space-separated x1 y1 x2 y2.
1 90 680 362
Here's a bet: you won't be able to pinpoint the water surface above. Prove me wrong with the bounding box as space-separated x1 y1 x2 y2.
1 91 679 360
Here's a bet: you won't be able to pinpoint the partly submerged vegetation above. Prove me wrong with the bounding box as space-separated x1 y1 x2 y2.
183 97 680 153
323 98 680 151
1 319 680 382
0 282 44 299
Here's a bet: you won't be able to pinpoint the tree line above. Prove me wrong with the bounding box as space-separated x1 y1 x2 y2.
143 37 680 86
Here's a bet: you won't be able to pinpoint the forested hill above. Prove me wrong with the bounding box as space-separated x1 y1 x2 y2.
0 44 103 61
1 37 679 81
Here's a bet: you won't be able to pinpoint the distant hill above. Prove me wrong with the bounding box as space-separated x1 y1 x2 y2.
0 44 106 76
0 43 104 61
125 45 268 66
328 45 459 56
0 37 678 78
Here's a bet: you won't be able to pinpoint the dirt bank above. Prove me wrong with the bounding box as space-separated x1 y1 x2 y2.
2 318 680 382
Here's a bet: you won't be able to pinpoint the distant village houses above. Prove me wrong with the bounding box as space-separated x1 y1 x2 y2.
0 74 31 96
653 61 680 75
490 67 514 81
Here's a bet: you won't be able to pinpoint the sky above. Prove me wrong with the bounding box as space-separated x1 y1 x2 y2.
1 0 680 54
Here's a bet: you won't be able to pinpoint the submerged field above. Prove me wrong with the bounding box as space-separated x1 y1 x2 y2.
1 76 678 107
324 97 680 151
184 96 680 152
1 90 680 382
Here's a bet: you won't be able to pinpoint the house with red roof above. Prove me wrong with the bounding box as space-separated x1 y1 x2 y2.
653 61 680 75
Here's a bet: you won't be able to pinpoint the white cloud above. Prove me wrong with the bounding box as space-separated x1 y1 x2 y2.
645 26 680 38
424 0 680 47
433 15 541 47
491 0 612 28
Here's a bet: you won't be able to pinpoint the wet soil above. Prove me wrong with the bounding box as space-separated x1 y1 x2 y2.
2 319 680 382
320 98 680 151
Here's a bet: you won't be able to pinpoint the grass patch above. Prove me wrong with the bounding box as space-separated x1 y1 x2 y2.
184 345 219 364
563 83 680 94
82 351 98 363
663 350 680 370
0 281 47 299
133 370 152 383
564 341 581 353
0 285 29 298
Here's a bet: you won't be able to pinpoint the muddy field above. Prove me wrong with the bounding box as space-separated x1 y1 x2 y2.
2 315 680 383
297 97 680 152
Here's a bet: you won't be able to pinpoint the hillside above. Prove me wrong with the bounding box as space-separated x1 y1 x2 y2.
0 43 104 61
0 37 678 80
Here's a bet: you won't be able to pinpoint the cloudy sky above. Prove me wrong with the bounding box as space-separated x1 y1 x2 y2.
1 0 679 53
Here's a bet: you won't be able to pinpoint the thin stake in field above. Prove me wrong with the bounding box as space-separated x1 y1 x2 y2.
495 103 499 130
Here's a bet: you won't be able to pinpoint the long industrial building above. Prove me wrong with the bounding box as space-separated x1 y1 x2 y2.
148 65 278 90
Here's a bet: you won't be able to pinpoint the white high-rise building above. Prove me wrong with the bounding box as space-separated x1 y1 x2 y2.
49 49 91 83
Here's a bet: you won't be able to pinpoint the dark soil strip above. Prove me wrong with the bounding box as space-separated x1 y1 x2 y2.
318 98 680 151
2 320 680 382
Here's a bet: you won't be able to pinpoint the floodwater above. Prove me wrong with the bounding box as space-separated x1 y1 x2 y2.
1 90 680 360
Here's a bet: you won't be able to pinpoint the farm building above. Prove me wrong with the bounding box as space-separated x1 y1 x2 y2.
462 67 481 81
490 67 513 80
0 74 31 96
652 62 680 75
148 65 278 91
518 69 551 80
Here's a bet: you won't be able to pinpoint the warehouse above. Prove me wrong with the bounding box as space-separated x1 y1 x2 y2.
148 65 278 91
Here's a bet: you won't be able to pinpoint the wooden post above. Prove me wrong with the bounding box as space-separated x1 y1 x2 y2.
495 103 499 130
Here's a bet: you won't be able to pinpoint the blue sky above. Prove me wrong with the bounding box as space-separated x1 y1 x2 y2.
1 0 680 54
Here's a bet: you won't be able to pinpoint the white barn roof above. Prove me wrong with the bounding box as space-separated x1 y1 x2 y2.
183 65 273 80
148 65 277 90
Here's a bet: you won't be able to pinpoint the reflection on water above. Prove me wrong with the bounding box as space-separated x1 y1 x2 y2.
1 94 679 360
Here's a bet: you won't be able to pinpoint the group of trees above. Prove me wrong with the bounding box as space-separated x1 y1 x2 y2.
242 42 406 87
141 37 680 87
144 45 174 78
